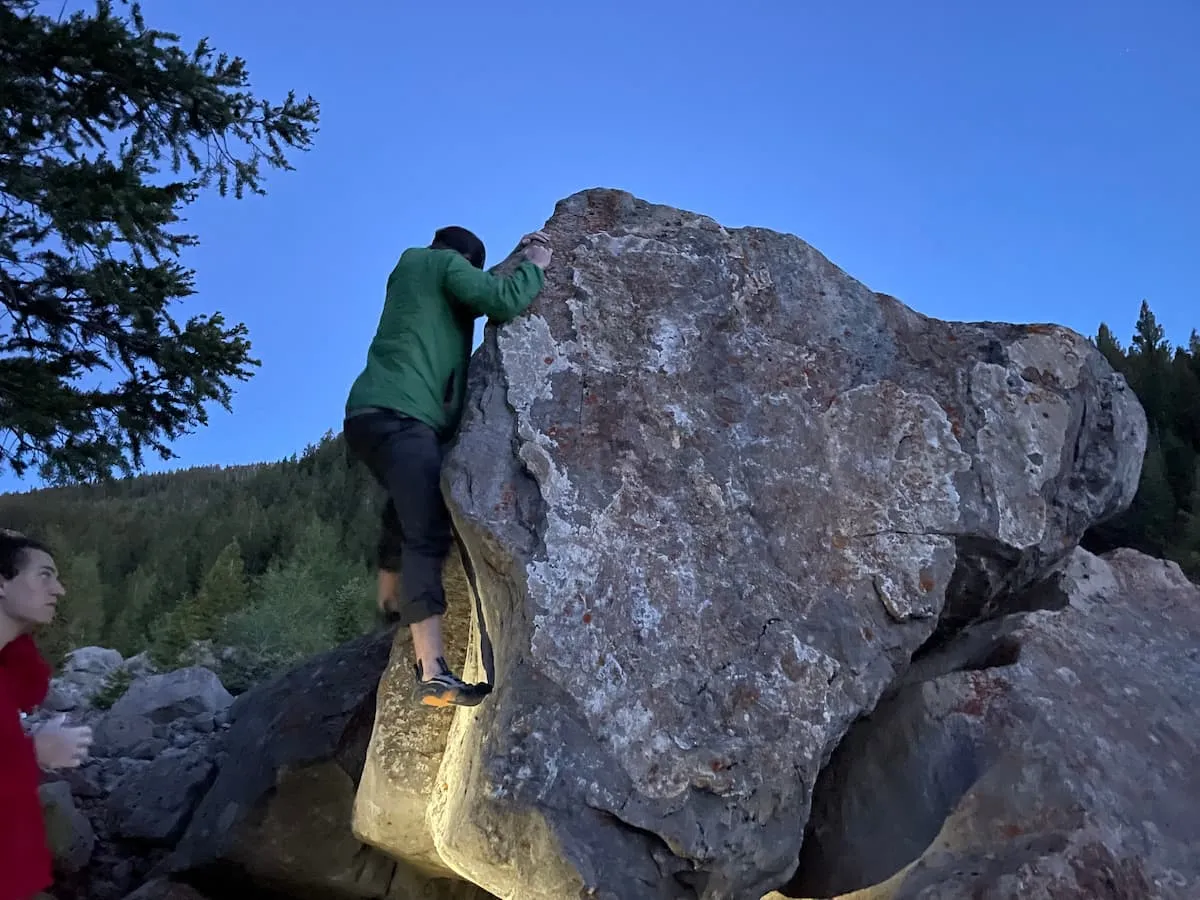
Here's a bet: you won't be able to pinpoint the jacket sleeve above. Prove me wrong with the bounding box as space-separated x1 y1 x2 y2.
442 252 545 324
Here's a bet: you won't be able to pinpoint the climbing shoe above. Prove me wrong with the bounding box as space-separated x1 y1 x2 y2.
414 657 488 708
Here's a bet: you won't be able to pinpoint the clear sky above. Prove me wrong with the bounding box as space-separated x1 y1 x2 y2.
5 0 1199 492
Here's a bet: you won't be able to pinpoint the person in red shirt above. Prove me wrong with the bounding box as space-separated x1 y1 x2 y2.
0 531 92 900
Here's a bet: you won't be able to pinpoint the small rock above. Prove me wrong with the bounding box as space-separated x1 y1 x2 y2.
110 858 133 884
190 713 215 734
131 737 171 760
39 781 95 872
123 652 157 680
109 668 233 725
101 758 151 794
57 764 105 799
120 878 212 900
92 714 154 758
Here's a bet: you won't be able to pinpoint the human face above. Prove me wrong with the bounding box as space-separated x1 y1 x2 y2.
0 549 65 628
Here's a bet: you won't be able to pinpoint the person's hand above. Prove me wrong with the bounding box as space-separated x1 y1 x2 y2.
520 230 553 269
33 715 93 769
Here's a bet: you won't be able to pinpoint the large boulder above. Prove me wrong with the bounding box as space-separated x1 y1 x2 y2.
781 547 1200 899
165 628 490 900
355 188 1147 899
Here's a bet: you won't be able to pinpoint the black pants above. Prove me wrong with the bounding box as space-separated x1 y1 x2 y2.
343 408 450 627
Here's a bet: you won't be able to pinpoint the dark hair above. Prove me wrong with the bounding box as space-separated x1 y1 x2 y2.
0 530 51 580
431 226 486 270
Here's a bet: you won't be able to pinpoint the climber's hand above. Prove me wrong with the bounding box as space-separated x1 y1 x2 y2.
33 715 93 769
519 230 550 247
521 231 553 268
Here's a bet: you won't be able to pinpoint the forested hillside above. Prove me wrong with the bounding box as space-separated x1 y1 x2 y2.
0 433 386 685
0 302 1195 683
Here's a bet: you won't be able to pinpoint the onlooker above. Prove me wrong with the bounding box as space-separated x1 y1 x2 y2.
0 530 93 900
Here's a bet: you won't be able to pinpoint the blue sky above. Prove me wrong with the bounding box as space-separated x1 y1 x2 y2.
5 0 1199 491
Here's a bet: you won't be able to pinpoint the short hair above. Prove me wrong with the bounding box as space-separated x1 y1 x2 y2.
431 226 486 270
0 530 51 580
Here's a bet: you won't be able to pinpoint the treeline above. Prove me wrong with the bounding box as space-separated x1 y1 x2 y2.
0 434 386 687
1085 302 1200 577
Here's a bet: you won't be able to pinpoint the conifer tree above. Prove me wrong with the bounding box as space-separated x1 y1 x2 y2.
0 0 319 483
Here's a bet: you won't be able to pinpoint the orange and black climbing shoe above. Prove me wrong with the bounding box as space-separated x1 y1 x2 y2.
414 657 489 708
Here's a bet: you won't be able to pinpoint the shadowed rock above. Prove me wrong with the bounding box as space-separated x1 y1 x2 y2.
783 548 1200 899
165 626 489 899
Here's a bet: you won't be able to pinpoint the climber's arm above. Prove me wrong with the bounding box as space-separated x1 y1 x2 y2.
442 252 545 324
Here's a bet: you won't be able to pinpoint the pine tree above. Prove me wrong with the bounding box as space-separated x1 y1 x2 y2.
105 564 160 656
1095 322 1126 373
1128 430 1177 553
1126 301 1174 430
38 550 107 664
147 605 190 668
0 0 319 484
219 554 326 678
330 577 371 644
1173 346 1200 450
185 539 248 638
149 539 247 664
1172 494 1200 580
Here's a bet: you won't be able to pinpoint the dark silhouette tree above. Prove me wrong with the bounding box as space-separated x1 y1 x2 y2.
0 0 319 483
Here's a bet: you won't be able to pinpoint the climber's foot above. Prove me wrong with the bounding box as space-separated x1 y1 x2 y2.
414 657 486 708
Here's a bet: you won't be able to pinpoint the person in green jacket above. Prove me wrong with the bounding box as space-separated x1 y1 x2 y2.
344 225 551 707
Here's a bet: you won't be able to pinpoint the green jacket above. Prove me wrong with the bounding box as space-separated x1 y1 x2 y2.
346 247 544 438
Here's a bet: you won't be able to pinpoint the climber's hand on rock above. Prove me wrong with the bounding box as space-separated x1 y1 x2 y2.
33 715 93 769
522 231 553 268
520 230 550 247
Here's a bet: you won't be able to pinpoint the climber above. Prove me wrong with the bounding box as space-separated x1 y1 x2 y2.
0 530 94 900
343 225 552 708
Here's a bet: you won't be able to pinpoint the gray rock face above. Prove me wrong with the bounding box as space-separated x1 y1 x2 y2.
107 747 216 844
123 652 157 681
92 712 155 758
45 646 125 711
418 189 1146 899
40 780 95 872
786 547 1200 899
109 668 232 724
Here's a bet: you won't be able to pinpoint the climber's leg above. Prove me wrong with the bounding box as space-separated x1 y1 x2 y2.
344 409 478 707
373 499 401 619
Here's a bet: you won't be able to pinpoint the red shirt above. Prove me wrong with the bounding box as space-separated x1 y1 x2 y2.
0 634 53 900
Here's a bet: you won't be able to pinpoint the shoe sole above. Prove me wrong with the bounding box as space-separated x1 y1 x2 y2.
416 684 491 708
